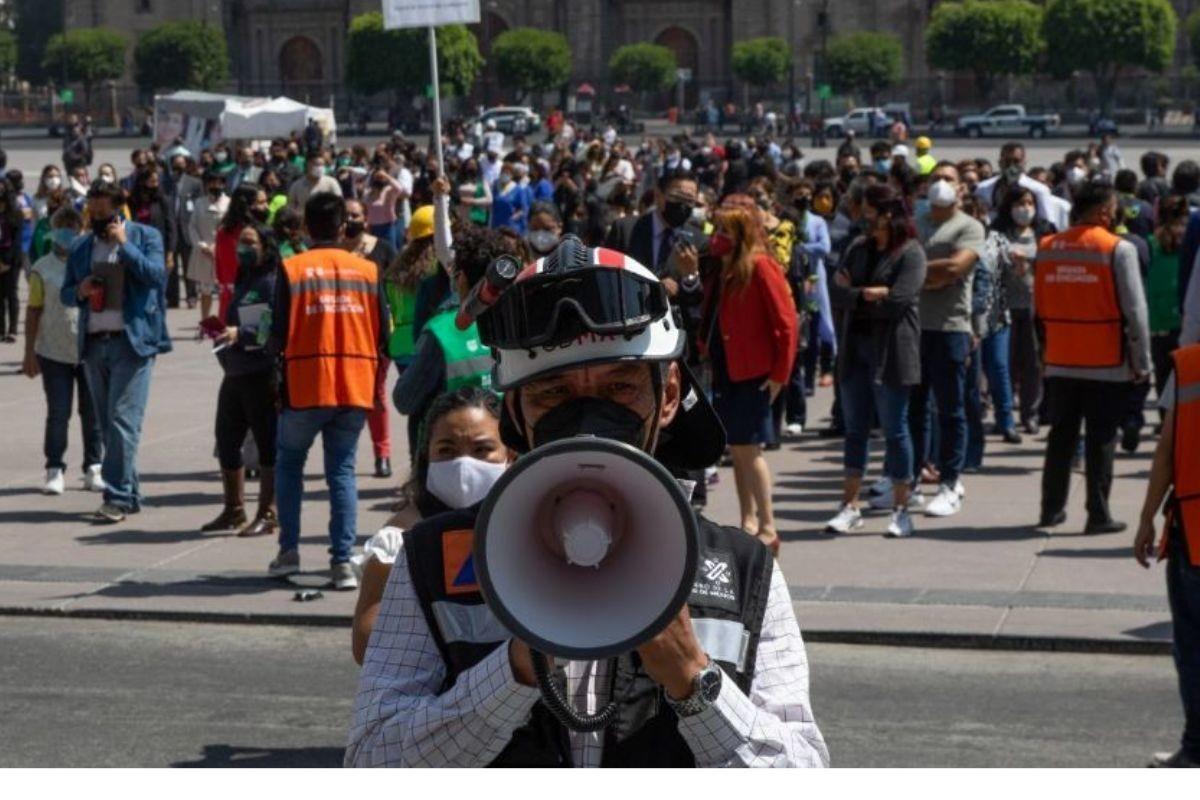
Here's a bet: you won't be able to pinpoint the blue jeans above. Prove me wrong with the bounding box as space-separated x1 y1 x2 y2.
39 356 103 471
82 335 154 511
910 330 969 486
839 347 913 483
369 222 398 251
1167 530 1200 759
981 326 1015 433
276 407 367 564
964 345 984 470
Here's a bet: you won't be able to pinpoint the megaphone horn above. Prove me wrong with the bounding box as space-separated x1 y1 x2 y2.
474 437 699 662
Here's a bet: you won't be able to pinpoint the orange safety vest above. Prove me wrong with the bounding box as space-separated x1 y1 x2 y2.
1034 226 1125 369
282 248 380 410
1166 344 1200 566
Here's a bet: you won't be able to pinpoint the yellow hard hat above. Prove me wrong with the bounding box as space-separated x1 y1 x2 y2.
915 136 933 152
407 205 435 241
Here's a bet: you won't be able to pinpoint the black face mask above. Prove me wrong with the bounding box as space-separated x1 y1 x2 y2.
531 397 650 450
793 196 811 213
344 220 365 239
91 215 115 238
840 168 859 185
662 200 693 229
249 206 270 224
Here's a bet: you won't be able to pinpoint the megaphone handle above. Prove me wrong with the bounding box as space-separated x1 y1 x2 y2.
531 650 620 733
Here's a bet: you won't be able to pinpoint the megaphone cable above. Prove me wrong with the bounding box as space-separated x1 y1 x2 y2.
532 651 620 733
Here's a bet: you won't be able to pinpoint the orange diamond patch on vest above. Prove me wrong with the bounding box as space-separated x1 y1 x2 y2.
442 529 480 595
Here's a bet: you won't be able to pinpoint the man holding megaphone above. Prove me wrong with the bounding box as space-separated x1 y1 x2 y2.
347 238 828 768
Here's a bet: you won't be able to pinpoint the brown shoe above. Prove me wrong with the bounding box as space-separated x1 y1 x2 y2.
237 466 276 537
201 468 247 532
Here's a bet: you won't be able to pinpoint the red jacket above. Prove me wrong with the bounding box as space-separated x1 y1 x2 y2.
215 224 243 321
704 253 798 385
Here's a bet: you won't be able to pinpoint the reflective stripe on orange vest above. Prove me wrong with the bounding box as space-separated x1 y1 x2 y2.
1169 344 1200 566
1034 226 1125 369
282 249 380 410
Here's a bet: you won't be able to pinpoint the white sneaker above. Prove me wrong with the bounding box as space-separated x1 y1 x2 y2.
824 504 864 534
783 422 804 438
868 488 924 511
954 479 966 499
885 508 915 538
925 483 963 517
43 468 65 496
867 477 892 497
82 464 105 493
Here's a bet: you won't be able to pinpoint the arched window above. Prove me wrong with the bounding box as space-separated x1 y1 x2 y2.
279 36 323 86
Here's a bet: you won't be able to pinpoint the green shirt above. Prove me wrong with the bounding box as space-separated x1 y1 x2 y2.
425 309 494 392
1146 235 1182 334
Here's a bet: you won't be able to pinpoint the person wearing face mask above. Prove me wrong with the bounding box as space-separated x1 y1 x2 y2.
347 237 828 769
22 207 104 495
690 201 796 552
350 386 512 665
1034 181 1151 534
456 158 493 226
343 198 398 479
29 188 70 262
974 142 1069 231
391 223 518 472
383 205 435 401
202 224 281 538
60 180 170 524
214 183 267 321
286 155 342 216
785 179 835 436
128 167 179 308
911 168 985 519
186 170 229 325
602 169 703 297
525 202 563 257
490 164 529 234
34 165 64 220
96 163 119 187
825 185 926 538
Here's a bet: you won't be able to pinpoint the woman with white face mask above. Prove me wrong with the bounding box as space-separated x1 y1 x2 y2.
525 201 562 257
352 387 512 664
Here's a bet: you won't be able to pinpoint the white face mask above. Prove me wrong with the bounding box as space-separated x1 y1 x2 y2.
1067 166 1087 186
527 229 558 255
1011 206 1035 227
928 179 958 209
45 176 62 191
426 456 507 509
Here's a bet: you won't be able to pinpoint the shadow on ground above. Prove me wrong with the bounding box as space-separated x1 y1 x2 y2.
173 744 344 767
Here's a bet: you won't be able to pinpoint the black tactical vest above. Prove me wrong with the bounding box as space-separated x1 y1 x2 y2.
402 507 774 767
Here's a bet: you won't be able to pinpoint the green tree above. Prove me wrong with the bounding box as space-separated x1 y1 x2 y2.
926 0 1044 99
491 27 572 102
1043 0 1176 113
1187 9 1200 70
345 12 483 99
133 21 228 95
609 42 677 107
42 28 127 107
731 37 792 96
823 31 903 103
0 30 15 80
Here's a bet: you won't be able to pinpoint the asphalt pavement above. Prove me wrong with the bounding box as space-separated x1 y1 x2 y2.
0 617 1179 767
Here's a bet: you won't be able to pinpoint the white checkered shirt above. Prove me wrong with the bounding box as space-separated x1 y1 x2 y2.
345 550 829 768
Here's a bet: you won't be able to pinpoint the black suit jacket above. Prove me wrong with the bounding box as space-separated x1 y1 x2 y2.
603 211 703 277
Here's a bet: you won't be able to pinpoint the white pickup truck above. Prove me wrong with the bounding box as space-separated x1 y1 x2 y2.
954 105 1061 139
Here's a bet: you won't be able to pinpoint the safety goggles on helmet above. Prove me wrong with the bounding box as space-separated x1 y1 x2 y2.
477 242 670 351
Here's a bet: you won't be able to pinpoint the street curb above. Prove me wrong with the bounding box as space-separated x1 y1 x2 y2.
0 605 1170 655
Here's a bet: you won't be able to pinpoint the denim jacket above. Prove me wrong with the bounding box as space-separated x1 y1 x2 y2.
60 221 173 358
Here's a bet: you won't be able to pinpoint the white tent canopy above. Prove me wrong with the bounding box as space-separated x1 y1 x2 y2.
153 91 336 154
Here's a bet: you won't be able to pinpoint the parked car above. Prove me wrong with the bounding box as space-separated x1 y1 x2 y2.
474 106 542 134
823 107 889 138
955 105 1061 139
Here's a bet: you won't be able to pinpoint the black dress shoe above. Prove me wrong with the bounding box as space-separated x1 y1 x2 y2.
374 457 393 479
1001 428 1023 445
1120 424 1141 454
1038 510 1067 528
1084 518 1128 535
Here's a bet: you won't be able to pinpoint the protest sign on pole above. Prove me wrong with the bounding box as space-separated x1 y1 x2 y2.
382 0 482 176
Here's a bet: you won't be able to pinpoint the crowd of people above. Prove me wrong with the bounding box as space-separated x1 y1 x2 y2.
5 111 1199 767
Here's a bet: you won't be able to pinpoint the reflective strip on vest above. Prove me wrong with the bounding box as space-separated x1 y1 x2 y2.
1171 345 1200 566
691 618 751 672
1035 227 1124 369
431 601 509 645
292 277 379 296
430 600 750 671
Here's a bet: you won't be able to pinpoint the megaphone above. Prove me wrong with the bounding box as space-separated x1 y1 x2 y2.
474 437 698 663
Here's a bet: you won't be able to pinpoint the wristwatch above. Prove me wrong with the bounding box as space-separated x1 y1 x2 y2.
665 659 723 718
